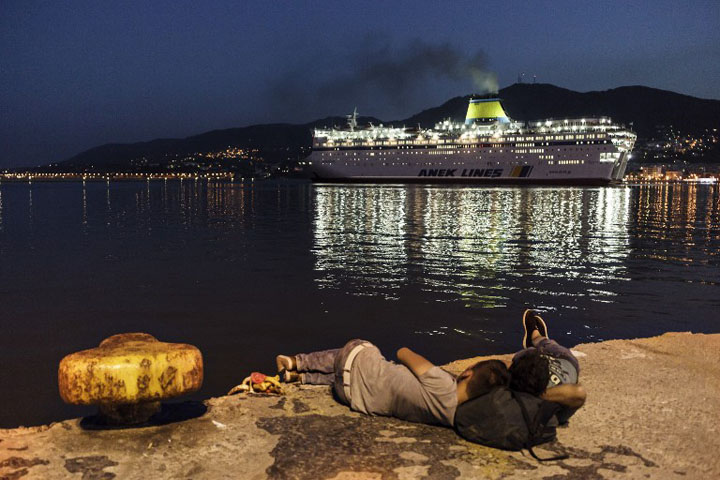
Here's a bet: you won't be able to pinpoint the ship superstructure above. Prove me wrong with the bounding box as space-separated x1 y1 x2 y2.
306 95 635 185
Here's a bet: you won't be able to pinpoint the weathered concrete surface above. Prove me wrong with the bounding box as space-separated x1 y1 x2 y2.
1 332 718 479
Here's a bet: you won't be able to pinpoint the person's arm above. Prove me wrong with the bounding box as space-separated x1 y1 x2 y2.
397 347 434 378
541 384 586 408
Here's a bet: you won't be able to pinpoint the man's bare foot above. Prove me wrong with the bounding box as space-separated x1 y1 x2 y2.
276 354 296 373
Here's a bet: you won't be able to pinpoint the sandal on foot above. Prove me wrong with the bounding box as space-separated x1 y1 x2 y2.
522 309 549 348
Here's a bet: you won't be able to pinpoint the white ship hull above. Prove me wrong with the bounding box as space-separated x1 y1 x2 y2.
308 143 631 185
306 96 635 185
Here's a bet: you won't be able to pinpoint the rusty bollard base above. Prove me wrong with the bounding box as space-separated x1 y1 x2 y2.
58 333 203 425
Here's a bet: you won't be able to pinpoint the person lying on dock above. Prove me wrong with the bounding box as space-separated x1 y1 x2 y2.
509 309 587 424
275 310 585 429
275 339 509 427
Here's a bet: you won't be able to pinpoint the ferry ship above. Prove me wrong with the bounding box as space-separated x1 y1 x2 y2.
306 95 636 185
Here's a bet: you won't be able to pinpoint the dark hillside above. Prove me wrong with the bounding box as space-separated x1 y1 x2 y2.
59 124 311 169
49 83 719 170
497 84 720 138
399 84 720 139
396 96 471 127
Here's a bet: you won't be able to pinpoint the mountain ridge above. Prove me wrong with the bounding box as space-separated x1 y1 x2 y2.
49 83 720 170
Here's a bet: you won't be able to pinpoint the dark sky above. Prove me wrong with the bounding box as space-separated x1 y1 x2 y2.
1 0 719 168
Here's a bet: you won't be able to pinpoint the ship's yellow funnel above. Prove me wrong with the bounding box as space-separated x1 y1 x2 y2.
465 97 509 124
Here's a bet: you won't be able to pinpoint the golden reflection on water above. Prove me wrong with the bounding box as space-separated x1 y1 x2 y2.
3 179 718 302
635 182 720 264
114 179 262 229
81 180 720 297
205 180 256 220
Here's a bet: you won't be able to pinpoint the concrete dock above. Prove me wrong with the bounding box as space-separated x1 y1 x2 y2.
1 332 718 479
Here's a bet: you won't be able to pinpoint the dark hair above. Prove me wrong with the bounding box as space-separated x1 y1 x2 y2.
509 350 550 396
464 360 510 400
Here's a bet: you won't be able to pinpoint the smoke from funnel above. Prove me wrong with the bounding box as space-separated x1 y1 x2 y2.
266 39 497 121
316 41 497 102
471 69 499 94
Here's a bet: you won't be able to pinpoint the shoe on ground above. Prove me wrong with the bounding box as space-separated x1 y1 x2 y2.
282 370 301 383
276 354 296 373
522 309 549 349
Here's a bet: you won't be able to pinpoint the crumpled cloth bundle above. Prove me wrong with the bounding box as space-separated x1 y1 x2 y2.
227 372 283 395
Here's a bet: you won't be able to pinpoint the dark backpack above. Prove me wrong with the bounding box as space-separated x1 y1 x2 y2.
454 387 568 461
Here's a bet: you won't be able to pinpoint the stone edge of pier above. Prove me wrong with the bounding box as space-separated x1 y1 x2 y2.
1 331 719 479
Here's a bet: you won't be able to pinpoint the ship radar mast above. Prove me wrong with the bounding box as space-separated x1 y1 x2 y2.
346 108 358 132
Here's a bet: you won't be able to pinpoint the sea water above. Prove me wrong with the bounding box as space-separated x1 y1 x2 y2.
0 179 718 427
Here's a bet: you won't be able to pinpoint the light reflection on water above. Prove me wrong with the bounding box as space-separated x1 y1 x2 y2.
0 179 718 428
627 181 720 280
313 186 633 308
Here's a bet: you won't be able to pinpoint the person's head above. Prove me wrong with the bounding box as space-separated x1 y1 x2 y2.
509 350 549 396
457 359 510 403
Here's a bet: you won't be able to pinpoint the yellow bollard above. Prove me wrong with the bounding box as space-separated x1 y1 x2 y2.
58 333 203 424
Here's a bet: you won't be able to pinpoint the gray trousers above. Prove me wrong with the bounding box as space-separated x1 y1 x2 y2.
512 338 580 374
295 338 369 405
